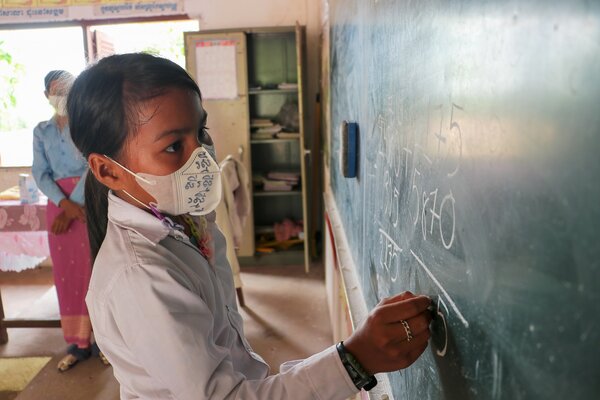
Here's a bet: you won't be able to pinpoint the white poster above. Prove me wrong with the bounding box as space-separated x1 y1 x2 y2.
194 40 238 100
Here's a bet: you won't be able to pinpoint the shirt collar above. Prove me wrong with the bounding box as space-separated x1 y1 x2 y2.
107 191 170 245
49 116 69 135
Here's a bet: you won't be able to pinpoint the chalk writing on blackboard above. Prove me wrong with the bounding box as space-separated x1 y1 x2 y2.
377 227 402 283
371 101 467 357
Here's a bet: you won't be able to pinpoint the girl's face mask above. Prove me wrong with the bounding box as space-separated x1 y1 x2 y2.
107 146 222 216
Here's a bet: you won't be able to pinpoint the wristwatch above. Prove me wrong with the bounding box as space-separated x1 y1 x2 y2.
336 341 378 391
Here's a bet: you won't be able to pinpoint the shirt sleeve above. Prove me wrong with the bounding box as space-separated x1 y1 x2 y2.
31 125 66 206
69 167 88 205
107 262 359 400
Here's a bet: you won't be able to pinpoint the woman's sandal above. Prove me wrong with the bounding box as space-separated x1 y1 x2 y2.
57 344 91 372
92 342 111 366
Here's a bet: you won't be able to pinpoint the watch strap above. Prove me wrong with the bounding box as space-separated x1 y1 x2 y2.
336 341 378 391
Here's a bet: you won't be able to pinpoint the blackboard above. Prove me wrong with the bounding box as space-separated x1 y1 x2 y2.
328 1 600 399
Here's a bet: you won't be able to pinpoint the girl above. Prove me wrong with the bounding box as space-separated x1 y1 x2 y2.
68 53 432 399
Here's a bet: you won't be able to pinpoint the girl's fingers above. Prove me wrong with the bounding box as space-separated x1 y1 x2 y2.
385 312 432 344
379 291 415 305
404 341 429 366
375 295 431 324
389 329 430 358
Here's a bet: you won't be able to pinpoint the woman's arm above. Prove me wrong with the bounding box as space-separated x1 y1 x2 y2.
32 125 66 206
69 167 88 206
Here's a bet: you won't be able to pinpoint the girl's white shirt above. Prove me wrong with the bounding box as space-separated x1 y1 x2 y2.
86 192 358 400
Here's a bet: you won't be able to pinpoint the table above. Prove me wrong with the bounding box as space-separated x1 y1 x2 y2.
0 197 60 344
0 198 50 272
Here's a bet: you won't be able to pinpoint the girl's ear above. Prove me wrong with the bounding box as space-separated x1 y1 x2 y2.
88 153 127 191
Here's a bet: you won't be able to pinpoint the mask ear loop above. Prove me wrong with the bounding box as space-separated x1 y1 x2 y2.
102 155 157 212
103 154 156 185
120 189 152 211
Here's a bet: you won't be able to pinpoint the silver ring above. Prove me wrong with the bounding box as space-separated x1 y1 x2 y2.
401 320 413 342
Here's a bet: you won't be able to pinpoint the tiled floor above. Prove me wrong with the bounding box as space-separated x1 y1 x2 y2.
0 263 333 399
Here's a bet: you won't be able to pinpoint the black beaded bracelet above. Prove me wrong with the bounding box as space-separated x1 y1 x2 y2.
336 342 378 391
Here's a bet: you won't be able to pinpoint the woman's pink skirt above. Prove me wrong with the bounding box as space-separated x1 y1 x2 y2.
46 177 92 348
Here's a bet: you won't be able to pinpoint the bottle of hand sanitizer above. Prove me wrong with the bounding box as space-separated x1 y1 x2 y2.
19 174 40 204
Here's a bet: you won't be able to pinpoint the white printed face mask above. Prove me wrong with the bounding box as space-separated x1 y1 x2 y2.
48 95 67 116
107 146 222 216
203 143 216 162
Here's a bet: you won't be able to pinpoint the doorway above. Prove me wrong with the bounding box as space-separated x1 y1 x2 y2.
0 19 199 170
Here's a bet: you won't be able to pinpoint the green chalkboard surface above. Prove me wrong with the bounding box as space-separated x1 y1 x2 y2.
328 1 600 399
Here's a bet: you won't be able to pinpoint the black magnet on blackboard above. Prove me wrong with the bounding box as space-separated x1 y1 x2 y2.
340 121 358 178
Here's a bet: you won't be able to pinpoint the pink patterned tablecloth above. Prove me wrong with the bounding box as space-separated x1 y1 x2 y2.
0 197 50 272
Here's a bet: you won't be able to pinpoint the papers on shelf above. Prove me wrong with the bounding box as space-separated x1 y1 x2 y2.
254 172 301 192
263 180 293 192
250 118 274 128
252 132 276 140
250 119 283 139
275 132 300 139
255 124 282 134
277 82 298 90
267 172 300 183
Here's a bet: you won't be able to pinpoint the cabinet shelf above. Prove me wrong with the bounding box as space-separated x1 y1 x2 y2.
186 26 310 272
255 225 275 234
250 138 299 144
253 190 302 197
249 88 298 95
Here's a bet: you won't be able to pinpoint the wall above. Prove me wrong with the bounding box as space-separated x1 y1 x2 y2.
188 0 323 244
0 167 31 192
1 0 324 252
187 0 320 153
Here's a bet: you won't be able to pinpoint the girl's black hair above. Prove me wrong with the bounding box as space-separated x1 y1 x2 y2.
67 53 201 261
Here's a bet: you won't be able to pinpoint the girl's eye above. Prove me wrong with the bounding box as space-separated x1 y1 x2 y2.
165 141 182 153
198 126 210 142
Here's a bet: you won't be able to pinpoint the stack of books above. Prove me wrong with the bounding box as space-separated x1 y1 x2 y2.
254 172 300 192
275 132 300 139
264 171 300 191
251 119 282 139
263 179 294 191
277 82 298 90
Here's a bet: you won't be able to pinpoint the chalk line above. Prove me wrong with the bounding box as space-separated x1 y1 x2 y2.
410 249 469 328
378 228 402 251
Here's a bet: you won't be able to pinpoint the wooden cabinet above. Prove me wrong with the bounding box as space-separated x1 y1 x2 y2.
185 26 311 272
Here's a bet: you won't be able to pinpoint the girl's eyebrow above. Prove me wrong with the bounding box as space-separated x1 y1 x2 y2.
153 128 190 143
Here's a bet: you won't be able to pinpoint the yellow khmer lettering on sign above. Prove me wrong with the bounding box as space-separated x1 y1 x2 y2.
37 0 70 6
2 0 35 8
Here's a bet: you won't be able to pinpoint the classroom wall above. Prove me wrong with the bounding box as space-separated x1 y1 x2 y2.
187 0 323 246
0 167 31 192
187 0 321 154
1 0 324 247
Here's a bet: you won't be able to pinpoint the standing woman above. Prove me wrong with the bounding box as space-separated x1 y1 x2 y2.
32 70 100 371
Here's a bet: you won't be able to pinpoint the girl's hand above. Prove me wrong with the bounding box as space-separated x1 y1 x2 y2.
51 211 71 235
343 292 432 375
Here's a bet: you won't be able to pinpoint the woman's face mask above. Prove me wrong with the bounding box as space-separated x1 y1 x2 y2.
107 146 222 216
48 95 68 117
